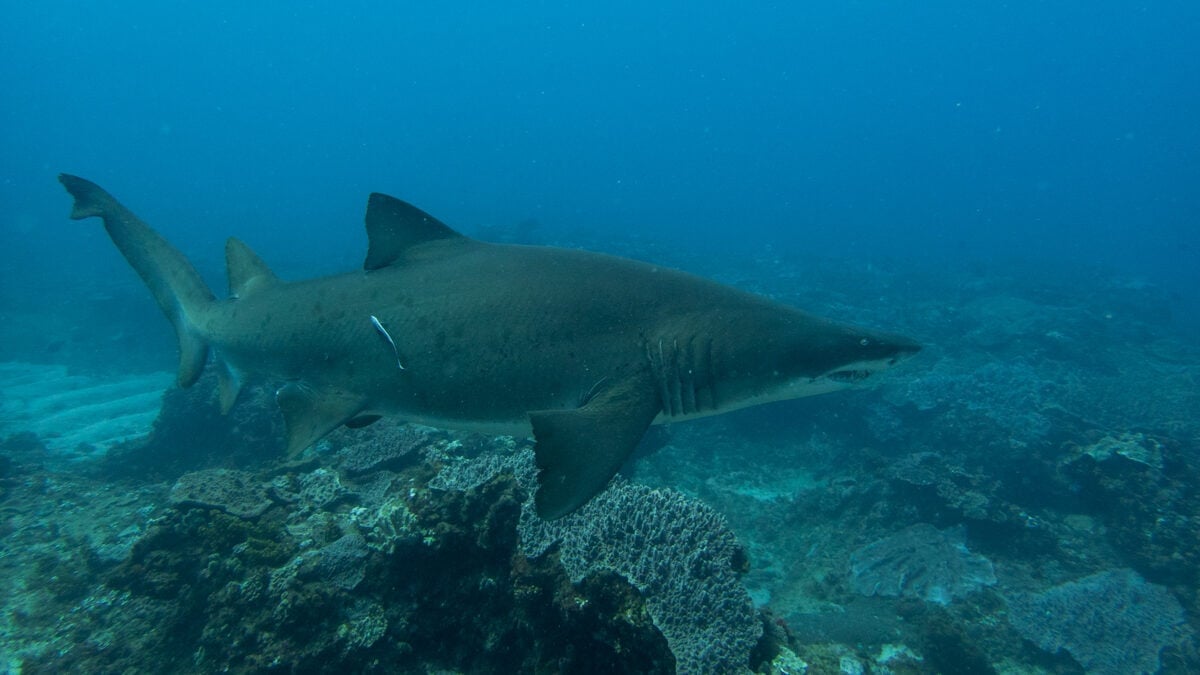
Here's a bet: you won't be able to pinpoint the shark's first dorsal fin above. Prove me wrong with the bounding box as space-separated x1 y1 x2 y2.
225 237 279 298
364 193 465 271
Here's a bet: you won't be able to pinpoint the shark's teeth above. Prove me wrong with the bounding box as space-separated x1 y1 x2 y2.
827 369 872 383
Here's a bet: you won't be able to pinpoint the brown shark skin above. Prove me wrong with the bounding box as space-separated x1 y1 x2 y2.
59 174 920 518
207 239 912 427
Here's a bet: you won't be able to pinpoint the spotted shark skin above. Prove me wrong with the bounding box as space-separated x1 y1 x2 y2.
59 174 920 518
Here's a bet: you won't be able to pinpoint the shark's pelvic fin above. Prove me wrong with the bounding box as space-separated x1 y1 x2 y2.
363 193 467 271
530 373 662 520
59 174 215 387
225 237 279 298
276 383 368 457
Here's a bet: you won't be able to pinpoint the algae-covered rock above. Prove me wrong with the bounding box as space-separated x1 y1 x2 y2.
168 468 272 519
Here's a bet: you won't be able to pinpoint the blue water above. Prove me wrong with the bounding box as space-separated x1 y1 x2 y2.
4 4 1200 672
3 1 1199 321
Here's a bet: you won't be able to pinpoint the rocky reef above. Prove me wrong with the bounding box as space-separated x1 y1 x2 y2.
1 401 780 673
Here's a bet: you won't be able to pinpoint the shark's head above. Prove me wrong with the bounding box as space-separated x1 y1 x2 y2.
706 304 922 412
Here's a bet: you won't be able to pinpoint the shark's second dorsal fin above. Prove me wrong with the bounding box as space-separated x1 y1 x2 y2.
364 193 465 271
225 237 279 298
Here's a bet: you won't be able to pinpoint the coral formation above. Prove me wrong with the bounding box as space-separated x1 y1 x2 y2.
334 420 434 475
296 467 348 511
1077 430 1164 469
520 476 762 675
1060 430 1200 611
848 523 996 605
303 532 370 591
435 447 763 674
167 468 273 519
19 465 686 672
1007 568 1190 674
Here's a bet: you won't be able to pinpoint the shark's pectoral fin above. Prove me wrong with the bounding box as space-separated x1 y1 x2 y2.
276 383 368 457
530 373 662 520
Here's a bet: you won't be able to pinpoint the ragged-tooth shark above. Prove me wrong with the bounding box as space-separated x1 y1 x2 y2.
59 174 920 519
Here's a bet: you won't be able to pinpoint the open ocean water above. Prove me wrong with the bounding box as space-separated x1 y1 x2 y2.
2 2 1198 673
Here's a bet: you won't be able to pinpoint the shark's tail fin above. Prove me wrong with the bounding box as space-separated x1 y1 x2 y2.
59 174 215 387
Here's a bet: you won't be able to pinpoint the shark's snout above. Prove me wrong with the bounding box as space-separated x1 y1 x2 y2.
885 336 922 364
818 329 921 384
861 331 922 362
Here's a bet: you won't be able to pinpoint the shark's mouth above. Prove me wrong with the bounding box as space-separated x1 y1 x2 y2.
820 354 913 384
824 369 873 383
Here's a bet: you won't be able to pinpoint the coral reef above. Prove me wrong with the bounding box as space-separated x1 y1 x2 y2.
520 477 762 675
433 447 764 674
333 420 434 475
4 251 1200 674
6 428 773 673
15 466 684 672
302 532 370 591
1060 430 1200 613
1007 568 1191 674
296 467 348 511
168 468 273 519
848 523 996 606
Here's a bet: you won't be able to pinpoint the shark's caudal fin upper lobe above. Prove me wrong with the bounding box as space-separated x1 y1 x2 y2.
59 174 216 387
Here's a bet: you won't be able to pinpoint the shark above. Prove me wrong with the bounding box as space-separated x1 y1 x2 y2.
59 174 920 519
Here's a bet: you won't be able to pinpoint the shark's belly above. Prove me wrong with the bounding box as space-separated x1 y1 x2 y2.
381 409 533 437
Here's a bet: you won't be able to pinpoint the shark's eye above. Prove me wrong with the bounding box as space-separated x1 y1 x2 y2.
859 338 870 347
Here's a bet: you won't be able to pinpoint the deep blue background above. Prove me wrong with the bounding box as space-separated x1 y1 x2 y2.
3 2 1198 321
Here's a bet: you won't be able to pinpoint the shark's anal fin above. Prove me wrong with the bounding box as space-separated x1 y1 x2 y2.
215 358 244 414
276 384 368 457
530 373 662 520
